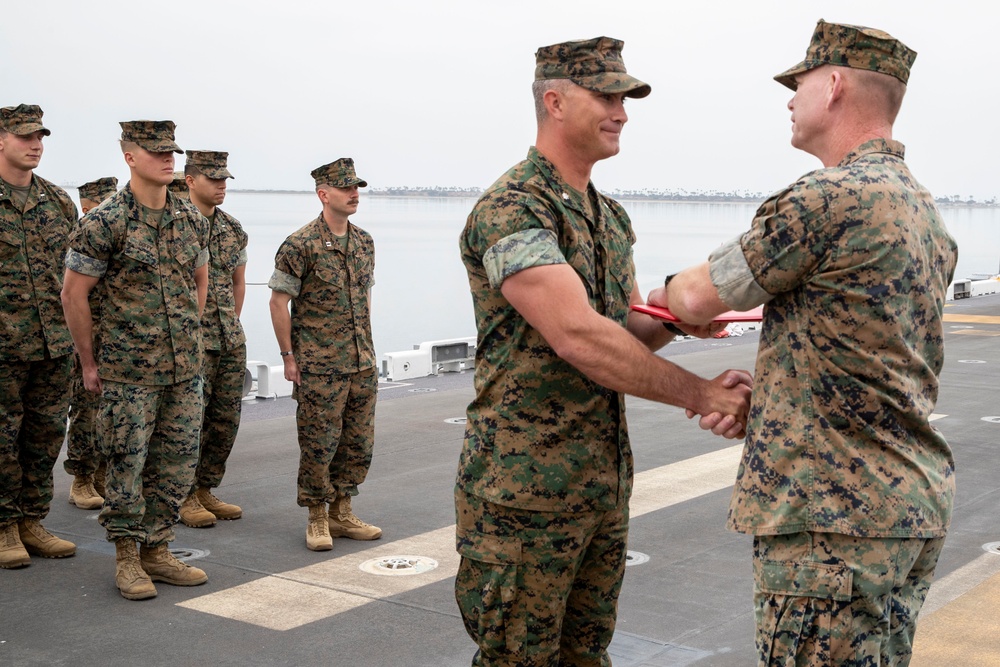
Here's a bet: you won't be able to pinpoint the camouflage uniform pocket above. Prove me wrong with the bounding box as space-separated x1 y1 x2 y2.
754 558 854 665
455 529 525 660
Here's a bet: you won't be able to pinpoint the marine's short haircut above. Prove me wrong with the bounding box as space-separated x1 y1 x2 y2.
849 67 907 124
184 163 203 178
119 139 138 153
532 79 573 124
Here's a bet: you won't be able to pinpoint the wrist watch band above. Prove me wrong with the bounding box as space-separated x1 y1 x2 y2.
661 273 682 335
280 350 294 357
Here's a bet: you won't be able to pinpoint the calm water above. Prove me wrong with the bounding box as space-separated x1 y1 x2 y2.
123 191 1000 368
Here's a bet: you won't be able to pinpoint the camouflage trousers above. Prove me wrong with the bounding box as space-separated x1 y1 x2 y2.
753 531 945 667
194 345 247 490
98 377 203 546
63 357 103 476
0 355 72 527
294 368 376 507
454 489 628 667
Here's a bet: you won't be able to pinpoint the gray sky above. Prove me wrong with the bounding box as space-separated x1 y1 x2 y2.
3 0 995 199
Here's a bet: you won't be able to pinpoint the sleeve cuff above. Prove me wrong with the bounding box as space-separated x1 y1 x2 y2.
482 228 566 289
64 249 107 278
708 234 772 310
268 269 301 297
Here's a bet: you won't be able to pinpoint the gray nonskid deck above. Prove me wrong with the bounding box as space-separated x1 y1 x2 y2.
2 294 998 666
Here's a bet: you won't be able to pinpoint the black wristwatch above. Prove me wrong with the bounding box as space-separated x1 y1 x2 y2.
661 274 683 335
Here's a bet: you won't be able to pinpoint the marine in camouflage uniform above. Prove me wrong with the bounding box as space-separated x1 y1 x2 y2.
62 120 210 599
0 104 79 568
178 150 248 528
269 158 382 553
64 176 118 511
168 170 189 199
456 39 753 666
648 20 958 666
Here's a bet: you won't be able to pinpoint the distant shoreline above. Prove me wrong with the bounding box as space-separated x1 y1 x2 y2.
224 188 1000 208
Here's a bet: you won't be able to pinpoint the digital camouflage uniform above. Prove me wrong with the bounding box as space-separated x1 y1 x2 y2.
0 110 78 529
66 179 210 547
269 210 377 507
64 177 118 481
456 142 639 665
455 37 651 666
196 205 247 488
707 21 959 666
187 151 248 492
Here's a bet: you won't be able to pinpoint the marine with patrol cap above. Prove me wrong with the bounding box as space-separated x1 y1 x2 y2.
77 177 118 215
178 150 249 529
62 120 212 600
269 157 381 553
455 38 752 664
0 104 79 569
64 176 119 511
168 170 188 199
647 19 957 665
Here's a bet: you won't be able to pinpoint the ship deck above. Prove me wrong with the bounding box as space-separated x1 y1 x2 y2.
4 293 999 666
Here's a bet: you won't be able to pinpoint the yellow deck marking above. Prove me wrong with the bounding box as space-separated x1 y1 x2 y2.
178 446 745 629
944 314 1000 324
911 562 1000 666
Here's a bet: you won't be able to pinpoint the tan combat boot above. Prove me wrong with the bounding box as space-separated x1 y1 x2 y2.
195 487 242 520
93 462 108 498
328 495 382 540
306 504 333 551
69 474 104 510
179 492 216 528
139 544 208 586
0 523 31 569
115 539 157 600
18 519 76 558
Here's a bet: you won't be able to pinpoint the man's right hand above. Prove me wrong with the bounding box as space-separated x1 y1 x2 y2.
690 369 753 439
283 355 301 385
82 364 103 394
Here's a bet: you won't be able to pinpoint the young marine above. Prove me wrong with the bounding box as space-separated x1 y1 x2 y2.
65 176 118 511
0 104 80 569
62 120 212 600
269 158 382 552
178 150 248 528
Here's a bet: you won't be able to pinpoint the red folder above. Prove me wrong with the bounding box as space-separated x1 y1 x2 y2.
631 303 764 323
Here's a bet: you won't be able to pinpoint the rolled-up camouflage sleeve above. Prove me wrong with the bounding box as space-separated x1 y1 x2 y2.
236 247 248 267
64 249 107 278
483 228 567 288
709 234 773 310
195 247 210 268
67 213 114 277
268 269 301 297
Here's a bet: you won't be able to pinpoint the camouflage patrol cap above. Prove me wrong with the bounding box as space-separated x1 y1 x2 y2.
185 150 234 179
77 176 118 203
168 171 189 197
311 157 367 188
534 36 650 99
119 120 183 153
774 19 916 91
0 104 51 136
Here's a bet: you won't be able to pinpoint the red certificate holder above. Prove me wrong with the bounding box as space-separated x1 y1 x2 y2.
631 304 764 323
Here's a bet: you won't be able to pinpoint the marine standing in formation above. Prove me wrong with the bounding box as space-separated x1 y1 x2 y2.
0 104 79 568
455 38 752 665
647 20 958 665
179 150 248 528
269 158 382 552
64 176 118 511
62 120 212 600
